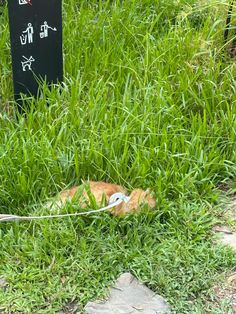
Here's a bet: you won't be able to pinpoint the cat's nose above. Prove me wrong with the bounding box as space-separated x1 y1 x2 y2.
109 193 130 205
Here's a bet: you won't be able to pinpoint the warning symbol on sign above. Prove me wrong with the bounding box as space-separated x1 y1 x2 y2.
20 23 34 45
21 56 35 71
19 0 31 5
40 21 57 38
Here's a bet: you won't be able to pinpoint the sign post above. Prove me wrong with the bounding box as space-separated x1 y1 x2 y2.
7 0 63 108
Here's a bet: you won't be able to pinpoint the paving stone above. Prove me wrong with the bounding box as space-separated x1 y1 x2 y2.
84 272 171 314
219 232 236 251
213 222 236 252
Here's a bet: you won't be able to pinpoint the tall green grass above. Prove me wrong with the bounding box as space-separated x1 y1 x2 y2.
0 0 236 313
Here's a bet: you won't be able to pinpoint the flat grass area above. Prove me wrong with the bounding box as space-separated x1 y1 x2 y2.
0 0 236 313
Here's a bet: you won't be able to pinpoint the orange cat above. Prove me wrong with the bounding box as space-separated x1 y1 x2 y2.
57 181 156 216
59 181 126 206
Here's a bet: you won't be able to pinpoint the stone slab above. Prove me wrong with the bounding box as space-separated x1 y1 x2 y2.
213 223 236 252
84 272 171 314
219 232 236 251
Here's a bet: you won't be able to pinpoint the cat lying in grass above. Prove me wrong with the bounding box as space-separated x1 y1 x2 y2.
57 181 156 216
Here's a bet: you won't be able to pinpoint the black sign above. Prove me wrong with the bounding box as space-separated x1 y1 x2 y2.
7 0 63 104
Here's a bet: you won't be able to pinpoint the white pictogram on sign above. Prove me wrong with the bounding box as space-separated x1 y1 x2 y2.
19 0 28 5
40 21 57 38
21 56 35 71
20 23 34 45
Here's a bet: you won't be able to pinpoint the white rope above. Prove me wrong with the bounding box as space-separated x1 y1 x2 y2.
0 194 130 223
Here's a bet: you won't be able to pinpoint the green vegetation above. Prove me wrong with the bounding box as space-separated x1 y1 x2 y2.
0 0 236 313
